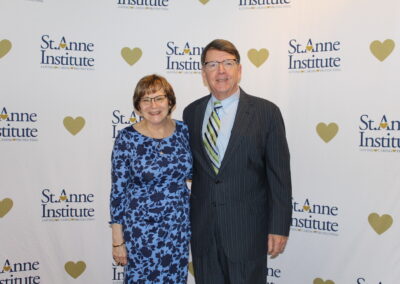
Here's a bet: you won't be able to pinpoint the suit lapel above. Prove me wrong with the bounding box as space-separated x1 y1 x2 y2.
218 89 252 174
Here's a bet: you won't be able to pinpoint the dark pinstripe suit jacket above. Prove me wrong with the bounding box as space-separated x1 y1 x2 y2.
183 89 292 261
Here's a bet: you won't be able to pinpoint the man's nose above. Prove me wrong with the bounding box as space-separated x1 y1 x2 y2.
217 62 226 72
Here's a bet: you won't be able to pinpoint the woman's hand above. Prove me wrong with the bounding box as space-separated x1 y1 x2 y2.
112 244 128 266
111 223 127 266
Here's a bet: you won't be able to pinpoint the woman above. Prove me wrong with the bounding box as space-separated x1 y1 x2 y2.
110 74 192 283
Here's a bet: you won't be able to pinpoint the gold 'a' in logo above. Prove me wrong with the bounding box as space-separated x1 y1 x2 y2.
183 43 191 54
368 213 393 235
302 199 310 211
0 107 9 120
316 122 339 143
2 259 12 272
370 39 395 62
121 47 142 66
379 115 389 129
59 37 67 49
0 198 13 218
0 39 12 59
248 48 269 68
130 111 138 123
63 116 85 135
65 261 86 279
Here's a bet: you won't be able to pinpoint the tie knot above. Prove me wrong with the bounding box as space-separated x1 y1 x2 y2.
213 101 222 110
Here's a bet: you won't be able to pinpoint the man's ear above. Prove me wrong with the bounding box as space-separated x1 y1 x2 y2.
201 69 209 88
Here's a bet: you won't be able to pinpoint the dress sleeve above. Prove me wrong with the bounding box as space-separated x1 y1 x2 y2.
109 129 132 224
181 122 193 180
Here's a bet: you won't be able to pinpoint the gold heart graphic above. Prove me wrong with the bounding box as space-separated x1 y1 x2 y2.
306 45 313 51
184 48 190 54
3 265 11 271
314 278 335 284
199 0 209 4
380 122 388 129
303 205 310 211
370 39 395 62
129 117 137 123
0 39 12 59
59 195 67 201
368 213 393 235
121 47 142 66
0 114 8 120
247 48 269 68
316 122 339 143
59 43 66 49
63 116 85 136
65 261 86 279
188 261 195 276
0 198 13 218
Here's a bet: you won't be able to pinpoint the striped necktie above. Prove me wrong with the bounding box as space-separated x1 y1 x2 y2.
203 101 222 174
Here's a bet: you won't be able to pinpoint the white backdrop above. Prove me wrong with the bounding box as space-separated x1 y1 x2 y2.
1 0 399 283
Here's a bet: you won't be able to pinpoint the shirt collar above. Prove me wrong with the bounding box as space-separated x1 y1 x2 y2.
211 88 240 109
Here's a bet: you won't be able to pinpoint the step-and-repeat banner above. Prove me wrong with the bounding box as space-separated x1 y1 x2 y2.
1 0 399 283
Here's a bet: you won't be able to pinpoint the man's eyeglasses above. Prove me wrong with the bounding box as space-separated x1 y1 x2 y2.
203 59 238 71
140 95 167 105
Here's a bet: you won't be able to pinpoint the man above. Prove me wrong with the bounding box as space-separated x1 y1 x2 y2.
183 39 292 284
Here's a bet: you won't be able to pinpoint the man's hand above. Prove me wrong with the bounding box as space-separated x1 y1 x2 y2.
267 234 288 258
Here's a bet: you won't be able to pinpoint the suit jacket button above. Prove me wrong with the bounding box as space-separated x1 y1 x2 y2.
211 201 216 207
215 180 221 184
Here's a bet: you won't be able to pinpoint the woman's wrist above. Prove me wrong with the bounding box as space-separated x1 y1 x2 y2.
112 241 125 248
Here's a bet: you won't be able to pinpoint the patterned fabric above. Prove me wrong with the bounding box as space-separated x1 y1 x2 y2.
110 120 192 284
203 101 222 173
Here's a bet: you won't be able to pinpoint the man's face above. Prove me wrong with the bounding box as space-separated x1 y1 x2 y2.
202 49 242 100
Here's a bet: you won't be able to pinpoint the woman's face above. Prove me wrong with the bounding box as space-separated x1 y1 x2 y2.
138 89 170 126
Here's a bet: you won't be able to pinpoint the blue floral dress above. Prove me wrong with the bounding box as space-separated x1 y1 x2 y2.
110 120 192 284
